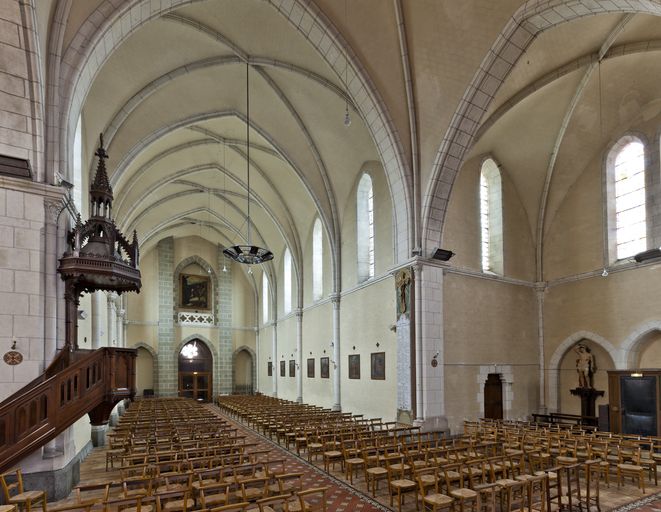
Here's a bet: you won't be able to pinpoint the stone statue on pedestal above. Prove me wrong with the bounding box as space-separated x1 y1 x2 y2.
574 344 596 388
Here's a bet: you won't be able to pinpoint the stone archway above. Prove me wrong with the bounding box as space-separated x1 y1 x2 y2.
547 330 620 413
476 365 513 420
620 321 661 369
133 342 157 397
232 346 257 395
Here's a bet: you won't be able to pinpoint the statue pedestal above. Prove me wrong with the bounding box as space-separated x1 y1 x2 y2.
570 387 604 419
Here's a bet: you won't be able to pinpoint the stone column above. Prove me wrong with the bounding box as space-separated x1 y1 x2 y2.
116 304 124 348
217 247 233 395
295 308 303 403
413 263 447 432
107 292 116 346
91 424 107 447
91 291 103 348
255 328 260 392
536 284 547 413
157 237 175 396
331 293 341 411
271 321 278 397
43 198 61 366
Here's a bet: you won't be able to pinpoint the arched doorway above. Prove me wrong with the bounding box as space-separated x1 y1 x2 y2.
178 339 213 402
484 374 503 420
135 346 155 397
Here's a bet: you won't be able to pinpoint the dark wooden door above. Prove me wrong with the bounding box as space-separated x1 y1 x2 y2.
178 372 212 402
484 373 503 419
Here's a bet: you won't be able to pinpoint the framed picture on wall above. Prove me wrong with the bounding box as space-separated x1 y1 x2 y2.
307 358 315 378
267 362 272 376
280 360 285 377
320 357 329 378
180 273 210 310
371 352 385 380
348 354 360 379
289 360 296 377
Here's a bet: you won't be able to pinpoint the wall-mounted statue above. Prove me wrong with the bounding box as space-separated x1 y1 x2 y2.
395 268 412 319
574 343 596 388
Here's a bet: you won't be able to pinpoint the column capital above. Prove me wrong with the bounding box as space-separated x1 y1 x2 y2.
330 293 341 306
295 308 303 319
44 197 63 224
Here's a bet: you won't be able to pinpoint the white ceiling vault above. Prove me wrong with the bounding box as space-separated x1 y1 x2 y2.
37 0 661 293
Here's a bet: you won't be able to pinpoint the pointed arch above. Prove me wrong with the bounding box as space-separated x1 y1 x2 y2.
547 330 623 412
620 320 661 369
232 345 256 394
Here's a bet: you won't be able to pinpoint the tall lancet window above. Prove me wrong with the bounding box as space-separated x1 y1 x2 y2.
262 273 269 323
480 159 503 275
283 248 292 314
312 218 323 301
611 139 646 260
357 174 375 283
73 116 82 212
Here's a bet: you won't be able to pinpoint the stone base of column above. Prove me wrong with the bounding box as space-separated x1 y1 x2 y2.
413 415 450 435
109 412 119 427
331 403 341 412
91 424 108 447
117 401 125 416
296 396 302 403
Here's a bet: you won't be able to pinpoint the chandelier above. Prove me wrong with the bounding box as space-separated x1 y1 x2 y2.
181 341 199 360
223 63 274 265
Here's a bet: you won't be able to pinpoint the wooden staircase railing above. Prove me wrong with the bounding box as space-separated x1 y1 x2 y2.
0 347 136 473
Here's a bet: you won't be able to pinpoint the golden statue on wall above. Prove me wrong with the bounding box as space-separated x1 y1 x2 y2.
395 268 412 318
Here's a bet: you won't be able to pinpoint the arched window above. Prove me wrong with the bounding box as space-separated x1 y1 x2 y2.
283 248 292 314
262 273 269 323
480 159 503 275
357 174 375 283
312 218 323 300
608 138 646 260
73 115 82 213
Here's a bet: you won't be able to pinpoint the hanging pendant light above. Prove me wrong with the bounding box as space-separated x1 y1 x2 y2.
223 63 274 265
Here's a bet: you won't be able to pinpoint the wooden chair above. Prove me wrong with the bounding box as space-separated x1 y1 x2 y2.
416 468 454 512
441 464 478 512
362 447 388 496
199 483 230 509
342 440 364 484
270 473 303 496
0 470 48 512
206 503 251 512
385 456 418 512
322 438 343 473
235 477 268 502
293 487 330 512
256 494 293 512
155 490 193 512
617 445 646 493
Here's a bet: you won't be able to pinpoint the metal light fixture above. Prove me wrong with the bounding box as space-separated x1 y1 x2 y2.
223 63 274 265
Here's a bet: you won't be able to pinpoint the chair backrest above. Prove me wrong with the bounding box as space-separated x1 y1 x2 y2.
0 470 23 501
296 486 329 512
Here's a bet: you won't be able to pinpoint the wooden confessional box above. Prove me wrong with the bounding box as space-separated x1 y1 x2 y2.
607 369 661 436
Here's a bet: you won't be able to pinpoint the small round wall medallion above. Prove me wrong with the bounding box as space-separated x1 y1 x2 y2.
3 350 23 365
431 358 438 368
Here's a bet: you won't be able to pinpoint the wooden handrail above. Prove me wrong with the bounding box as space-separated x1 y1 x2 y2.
0 347 136 473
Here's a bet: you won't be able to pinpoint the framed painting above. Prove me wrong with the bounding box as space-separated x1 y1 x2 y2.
371 352 385 380
289 360 296 377
267 362 272 377
280 360 285 377
180 273 210 310
307 358 315 378
348 354 360 379
320 357 329 379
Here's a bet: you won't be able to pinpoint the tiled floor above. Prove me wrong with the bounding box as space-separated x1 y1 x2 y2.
51 405 661 512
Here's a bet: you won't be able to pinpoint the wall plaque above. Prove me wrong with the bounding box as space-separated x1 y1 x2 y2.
3 351 23 365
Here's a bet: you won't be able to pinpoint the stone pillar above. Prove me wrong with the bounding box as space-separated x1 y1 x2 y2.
107 292 116 346
536 285 547 413
255 328 260 392
331 293 341 411
91 424 107 447
157 237 175 396
271 321 278 397
413 263 447 432
217 247 233 395
116 305 124 348
295 308 303 403
91 291 103 348
43 199 61 366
